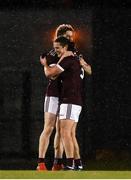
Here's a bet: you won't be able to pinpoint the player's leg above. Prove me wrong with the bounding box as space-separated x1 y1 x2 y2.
37 112 56 170
52 118 64 170
72 122 83 170
60 119 75 169
59 104 82 170
37 96 58 170
54 118 64 159
72 123 80 159
39 112 56 158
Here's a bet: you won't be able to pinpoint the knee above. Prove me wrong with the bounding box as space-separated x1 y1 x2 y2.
46 126 54 136
41 126 54 138
60 128 71 139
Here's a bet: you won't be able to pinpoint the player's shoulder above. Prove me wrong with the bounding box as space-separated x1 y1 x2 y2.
63 55 75 61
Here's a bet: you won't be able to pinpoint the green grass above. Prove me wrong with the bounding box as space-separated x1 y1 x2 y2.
0 170 131 179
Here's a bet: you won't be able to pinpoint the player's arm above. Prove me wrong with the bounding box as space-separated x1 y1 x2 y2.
40 56 63 78
79 57 92 75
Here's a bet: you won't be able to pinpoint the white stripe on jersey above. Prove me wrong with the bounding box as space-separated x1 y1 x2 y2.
56 64 64 72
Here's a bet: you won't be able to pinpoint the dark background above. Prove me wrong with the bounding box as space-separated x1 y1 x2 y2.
0 0 130 170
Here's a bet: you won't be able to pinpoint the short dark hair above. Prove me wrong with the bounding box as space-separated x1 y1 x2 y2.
54 36 74 51
55 24 74 37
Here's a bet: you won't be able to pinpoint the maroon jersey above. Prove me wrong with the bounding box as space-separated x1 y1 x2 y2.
58 56 83 106
45 50 60 97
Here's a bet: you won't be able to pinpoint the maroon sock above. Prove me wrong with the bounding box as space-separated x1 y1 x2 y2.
38 158 45 163
74 159 83 166
67 158 74 167
54 158 63 165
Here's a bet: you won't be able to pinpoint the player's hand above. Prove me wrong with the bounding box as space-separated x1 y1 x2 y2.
80 58 92 75
40 56 47 66
79 58 88 66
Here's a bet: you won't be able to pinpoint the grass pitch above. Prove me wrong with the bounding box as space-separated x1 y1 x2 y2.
0 170 131 179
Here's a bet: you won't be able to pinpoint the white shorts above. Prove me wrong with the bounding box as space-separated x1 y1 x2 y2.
59 103 82 122
44 96 59 115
